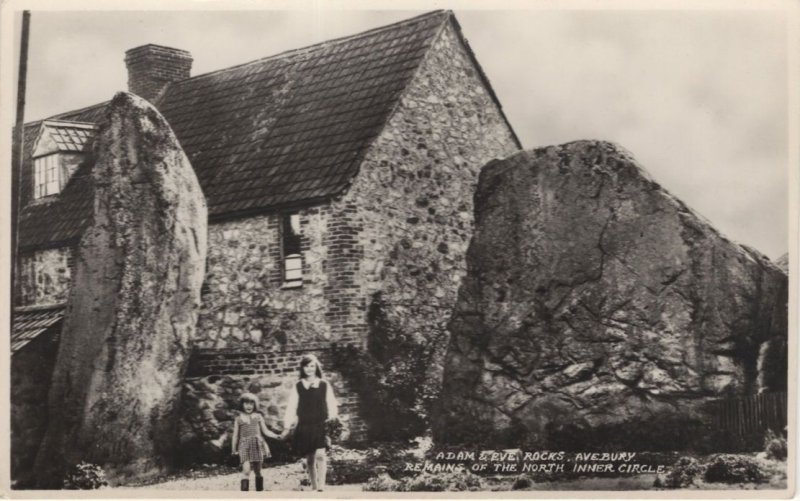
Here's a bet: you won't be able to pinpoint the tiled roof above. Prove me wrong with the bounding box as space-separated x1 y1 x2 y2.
17 10 512 250
11 303 65 354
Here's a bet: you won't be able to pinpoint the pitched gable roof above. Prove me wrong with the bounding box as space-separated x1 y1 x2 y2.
17 11 515 250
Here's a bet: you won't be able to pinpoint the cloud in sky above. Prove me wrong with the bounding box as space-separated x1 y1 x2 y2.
19 6 790 259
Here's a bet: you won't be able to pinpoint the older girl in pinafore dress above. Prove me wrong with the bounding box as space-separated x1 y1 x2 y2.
281 354 338 491
231 392 280 491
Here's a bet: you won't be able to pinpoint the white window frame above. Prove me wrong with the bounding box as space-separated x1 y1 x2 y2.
282 213 303 288
33 154 62 199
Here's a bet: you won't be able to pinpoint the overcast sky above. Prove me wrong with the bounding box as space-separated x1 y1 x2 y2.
12 3 792 259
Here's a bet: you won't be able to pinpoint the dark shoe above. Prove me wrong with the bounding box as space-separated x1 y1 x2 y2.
241 479 249 491
255 476 264 491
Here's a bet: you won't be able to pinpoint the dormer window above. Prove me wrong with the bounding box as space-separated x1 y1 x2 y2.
31 120 96 200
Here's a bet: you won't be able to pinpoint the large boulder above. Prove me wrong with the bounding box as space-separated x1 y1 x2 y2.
435 141 787 450
34 92 207 487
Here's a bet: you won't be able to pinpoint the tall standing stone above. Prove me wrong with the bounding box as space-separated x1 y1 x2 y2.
435 141 787 449
34 92 207 487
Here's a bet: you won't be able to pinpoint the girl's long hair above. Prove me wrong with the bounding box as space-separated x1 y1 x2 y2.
297 354 324 380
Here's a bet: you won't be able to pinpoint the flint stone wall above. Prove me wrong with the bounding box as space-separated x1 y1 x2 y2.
345 21 519 358
436 141 788 449
16 248 73 306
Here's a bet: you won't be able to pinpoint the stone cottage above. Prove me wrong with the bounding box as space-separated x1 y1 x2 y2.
11 10 520 477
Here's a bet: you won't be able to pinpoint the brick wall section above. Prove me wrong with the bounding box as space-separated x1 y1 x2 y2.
322 202 368 346
125 45 193 102
341 21 519 357
17 248 73 306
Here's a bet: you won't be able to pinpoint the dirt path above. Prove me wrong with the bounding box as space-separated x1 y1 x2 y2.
120 462 362 493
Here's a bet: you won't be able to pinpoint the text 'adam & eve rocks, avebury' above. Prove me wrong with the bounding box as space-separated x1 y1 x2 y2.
403 451 667 475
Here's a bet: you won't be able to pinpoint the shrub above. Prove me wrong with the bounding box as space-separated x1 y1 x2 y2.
364 470 483 492
363 473 401 491
325 418 344 446
331 293 444 441
62 462 108 490
656 456 704 489
764 429 787 460
400 470 483 491
703 454 768 484
400 472 448 491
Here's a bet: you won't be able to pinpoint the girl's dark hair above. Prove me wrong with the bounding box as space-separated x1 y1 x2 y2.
297 354 324 380
239 392 259 411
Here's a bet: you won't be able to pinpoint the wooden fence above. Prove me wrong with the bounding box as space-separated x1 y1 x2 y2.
712 391 787 435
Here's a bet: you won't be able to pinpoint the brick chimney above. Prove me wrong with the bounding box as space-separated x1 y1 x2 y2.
125 44 192 102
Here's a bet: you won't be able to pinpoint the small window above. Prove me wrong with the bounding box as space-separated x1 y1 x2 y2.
33 154 62 199
66 249 75 275
282 213 303 287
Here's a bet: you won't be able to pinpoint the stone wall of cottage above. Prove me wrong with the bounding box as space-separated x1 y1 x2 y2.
186 201 368 447
341 21 520 359
17 248 73 306
195 201 365 350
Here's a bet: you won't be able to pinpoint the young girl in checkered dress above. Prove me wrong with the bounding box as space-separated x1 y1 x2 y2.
231 392 280 491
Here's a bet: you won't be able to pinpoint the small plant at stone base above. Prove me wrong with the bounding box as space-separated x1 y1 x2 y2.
512 474 534 490
655 456 704 489
62 462 108 489
764 429 787 460
325 417 344 444
703 454 768 484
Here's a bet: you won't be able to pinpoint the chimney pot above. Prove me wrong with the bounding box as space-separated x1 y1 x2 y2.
125 44 192 102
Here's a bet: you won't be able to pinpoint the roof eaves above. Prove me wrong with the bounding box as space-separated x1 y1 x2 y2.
208 194 336 224
40 120 98 130
17 236 81 254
